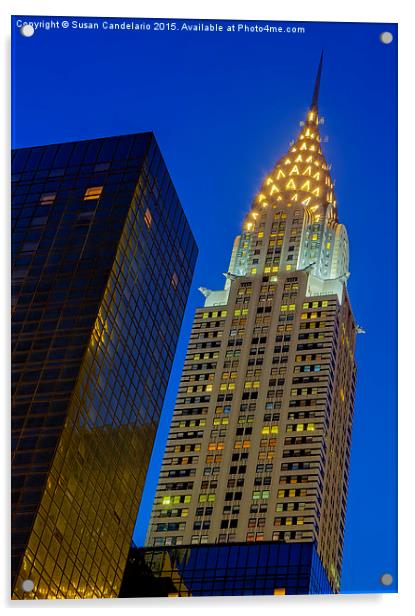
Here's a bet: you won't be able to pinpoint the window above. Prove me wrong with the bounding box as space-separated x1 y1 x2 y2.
84 186 103 200
94 162 111 172
40 192 57 204
171 272 179 290
144 207 152 229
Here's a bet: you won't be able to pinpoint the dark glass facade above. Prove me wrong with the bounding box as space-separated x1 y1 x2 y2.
120 541 332 597
11 133 198 599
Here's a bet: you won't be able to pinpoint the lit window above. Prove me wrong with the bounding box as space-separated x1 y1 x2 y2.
171 272 179 289
84 186 103 200
40 192 57 205
143 207 152 229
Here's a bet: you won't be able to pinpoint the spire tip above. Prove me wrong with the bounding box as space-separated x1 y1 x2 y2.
311 50 324 110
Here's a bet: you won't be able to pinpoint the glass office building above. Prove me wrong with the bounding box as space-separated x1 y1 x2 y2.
120 541 332 596
11 133 198 599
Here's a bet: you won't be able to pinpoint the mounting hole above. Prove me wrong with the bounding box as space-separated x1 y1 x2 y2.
380 573 393 586
380 31 393 44
20 24 35 38
21 579 34 592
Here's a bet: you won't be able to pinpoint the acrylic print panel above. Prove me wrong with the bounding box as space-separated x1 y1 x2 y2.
11 15 397 599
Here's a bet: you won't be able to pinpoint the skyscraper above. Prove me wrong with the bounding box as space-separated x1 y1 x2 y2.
11 133 198 599
146 55 357 594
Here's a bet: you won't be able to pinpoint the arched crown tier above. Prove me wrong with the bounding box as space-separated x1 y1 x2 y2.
244 52 337 233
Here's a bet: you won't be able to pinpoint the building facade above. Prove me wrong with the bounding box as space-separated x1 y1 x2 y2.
11 133 198 599
147 57 357 593
120 541 332 597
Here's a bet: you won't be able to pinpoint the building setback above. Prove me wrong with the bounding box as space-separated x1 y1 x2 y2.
146 56 357 594
11 133 198 599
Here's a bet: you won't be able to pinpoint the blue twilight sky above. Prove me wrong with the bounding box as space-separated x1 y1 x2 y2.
11 16 397 594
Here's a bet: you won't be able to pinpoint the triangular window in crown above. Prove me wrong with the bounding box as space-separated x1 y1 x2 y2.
277 169 286 180
286 179 296 190
289 165 300 176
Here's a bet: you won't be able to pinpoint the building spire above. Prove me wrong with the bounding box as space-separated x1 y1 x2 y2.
311 51 324 110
